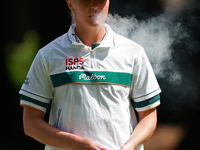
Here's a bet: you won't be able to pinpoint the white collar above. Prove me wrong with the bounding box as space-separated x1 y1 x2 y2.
67 23 115 48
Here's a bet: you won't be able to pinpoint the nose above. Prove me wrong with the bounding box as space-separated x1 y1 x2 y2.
91 0 99 10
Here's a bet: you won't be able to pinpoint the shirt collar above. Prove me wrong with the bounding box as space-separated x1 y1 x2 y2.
67 23 115 48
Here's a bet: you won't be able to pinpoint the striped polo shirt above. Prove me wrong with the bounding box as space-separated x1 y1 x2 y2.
19 23 161 150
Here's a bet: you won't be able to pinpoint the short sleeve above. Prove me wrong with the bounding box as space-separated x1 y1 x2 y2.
19 50 53 113
131 48 161 112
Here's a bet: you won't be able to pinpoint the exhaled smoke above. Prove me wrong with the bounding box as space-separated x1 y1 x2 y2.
106 12 187 84
93 12 108 28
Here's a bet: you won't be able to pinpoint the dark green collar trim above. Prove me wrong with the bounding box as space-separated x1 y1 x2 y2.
67 33 72 43
92 43 100 50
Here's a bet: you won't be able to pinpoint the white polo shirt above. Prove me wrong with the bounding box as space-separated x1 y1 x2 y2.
19 23 161 150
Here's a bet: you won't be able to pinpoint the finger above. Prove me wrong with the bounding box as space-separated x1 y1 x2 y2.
95 144 106 150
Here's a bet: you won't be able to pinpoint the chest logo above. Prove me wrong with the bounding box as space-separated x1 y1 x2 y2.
66 58 85 70
79 74 106 80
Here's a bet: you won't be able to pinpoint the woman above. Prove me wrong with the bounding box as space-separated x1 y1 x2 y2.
20 0 161 149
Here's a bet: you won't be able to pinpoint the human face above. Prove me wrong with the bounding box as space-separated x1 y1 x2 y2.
67 0 109 28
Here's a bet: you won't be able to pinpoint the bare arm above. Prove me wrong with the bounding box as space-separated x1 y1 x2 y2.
23 106 106 150
120 108 157 150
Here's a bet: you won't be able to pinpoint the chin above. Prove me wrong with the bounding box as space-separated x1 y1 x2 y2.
89 20 105 28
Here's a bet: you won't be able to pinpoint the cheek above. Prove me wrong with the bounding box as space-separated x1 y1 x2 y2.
74 9 85 19
102 2 109 14
102 7 109 18
74 6 85 16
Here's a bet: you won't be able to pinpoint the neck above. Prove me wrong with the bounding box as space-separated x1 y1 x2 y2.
75 23 106 47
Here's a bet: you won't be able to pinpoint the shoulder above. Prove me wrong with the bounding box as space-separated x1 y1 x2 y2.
112 32 145 58
106 24 143 50
39 32 71 56
31 32 72 67
114 33 143 49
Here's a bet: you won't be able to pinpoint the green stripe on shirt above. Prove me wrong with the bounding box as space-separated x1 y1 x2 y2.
20 89 51 100
134 88 160 100
50 71 132 87
20 94 49 109
133 94 160 108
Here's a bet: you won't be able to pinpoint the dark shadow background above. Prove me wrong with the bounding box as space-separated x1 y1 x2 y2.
1 0 200 149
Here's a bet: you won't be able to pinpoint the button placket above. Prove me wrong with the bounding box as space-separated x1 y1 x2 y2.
90 50 94 69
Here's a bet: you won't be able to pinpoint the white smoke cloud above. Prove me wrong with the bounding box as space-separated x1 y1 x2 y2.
106 12 187 84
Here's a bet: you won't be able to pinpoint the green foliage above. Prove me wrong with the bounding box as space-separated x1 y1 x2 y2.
5 30 40 88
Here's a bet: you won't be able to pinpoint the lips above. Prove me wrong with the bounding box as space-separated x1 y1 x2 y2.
89 13 101 19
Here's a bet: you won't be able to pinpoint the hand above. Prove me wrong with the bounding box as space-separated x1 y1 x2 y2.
72 137 106 150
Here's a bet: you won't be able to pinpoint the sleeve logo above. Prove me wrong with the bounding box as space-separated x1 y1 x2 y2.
24 77 30 84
